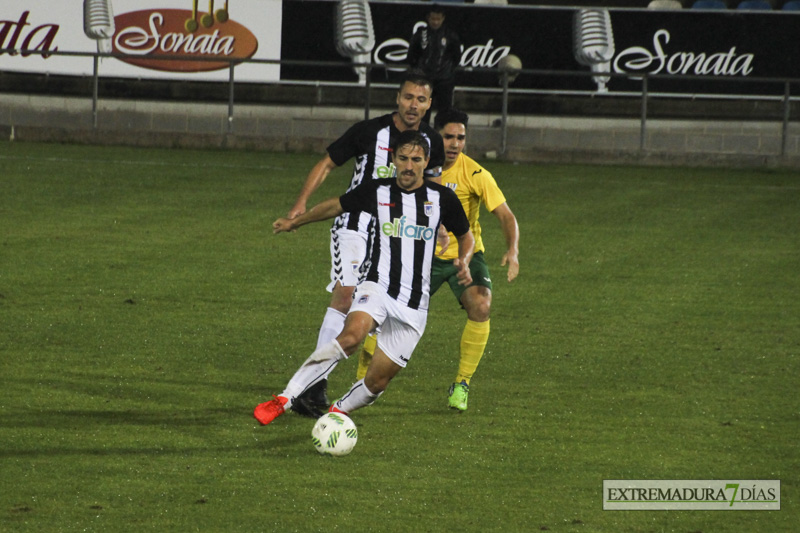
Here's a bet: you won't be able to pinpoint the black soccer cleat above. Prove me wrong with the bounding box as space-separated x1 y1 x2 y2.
290 379 329 419
290 395 326 419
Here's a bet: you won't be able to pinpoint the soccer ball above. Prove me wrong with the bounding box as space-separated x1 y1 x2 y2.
311 412 358 456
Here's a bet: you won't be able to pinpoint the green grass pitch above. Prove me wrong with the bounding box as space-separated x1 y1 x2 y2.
1 140 798 531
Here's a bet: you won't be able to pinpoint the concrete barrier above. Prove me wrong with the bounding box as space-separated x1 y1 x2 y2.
2 93 799 168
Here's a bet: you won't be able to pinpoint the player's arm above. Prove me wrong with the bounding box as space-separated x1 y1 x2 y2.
274 197 344 234
454 229 475 286
287 154 339 219
436 225 450 255
427 135 446 245
491 202 520 282
441 186 473 284
432 159 448 252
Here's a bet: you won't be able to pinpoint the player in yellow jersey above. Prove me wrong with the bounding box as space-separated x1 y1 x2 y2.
356 108 520 410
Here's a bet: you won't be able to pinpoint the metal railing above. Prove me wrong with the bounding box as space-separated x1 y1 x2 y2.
3 48 799 156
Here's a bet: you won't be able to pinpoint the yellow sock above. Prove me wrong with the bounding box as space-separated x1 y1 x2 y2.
456 319 490 385
356 333 377 380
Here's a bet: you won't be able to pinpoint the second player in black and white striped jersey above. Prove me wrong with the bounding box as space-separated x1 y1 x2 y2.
327 112 445 234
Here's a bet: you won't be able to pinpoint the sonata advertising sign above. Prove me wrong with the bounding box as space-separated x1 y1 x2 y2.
0 0 279 81
111 9 259 72
1 1 798 94
280 1 800 95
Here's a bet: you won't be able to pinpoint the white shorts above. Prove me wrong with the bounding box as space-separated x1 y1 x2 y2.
326 228 367 292
349 281 427 368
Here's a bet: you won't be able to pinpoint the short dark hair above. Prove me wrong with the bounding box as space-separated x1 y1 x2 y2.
399 68 432 93
434 108 469 130
391 130 430 159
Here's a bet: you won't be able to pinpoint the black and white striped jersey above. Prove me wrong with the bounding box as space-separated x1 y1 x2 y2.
339 178 469 311
327 113 445 234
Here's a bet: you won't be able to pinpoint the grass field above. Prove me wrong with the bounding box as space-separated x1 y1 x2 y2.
1 140 798 532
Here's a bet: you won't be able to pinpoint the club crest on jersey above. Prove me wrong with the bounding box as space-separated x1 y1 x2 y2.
445 183 457 191
424 201 433 217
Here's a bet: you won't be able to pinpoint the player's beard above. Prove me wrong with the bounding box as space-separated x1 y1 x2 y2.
398 170 421 190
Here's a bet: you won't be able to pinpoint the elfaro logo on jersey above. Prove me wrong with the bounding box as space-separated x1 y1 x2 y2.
376 163 396 178
382 216 435 241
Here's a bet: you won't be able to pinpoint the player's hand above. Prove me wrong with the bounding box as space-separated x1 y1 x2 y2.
501 250 519 282
273 217 296 234
286 205 306 232
454 258 472 286
436 226 450 256
287 207 304 219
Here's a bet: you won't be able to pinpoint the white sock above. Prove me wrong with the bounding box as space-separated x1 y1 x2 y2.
282 340 347 408
335 379 383 413
316 307 347 350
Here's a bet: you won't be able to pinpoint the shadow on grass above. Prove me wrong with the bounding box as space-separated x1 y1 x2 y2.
7 368 281 398
0 406 246 429
0 405 311 458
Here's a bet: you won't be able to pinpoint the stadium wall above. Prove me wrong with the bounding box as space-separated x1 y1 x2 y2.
2 0 800 167
2 92 799 168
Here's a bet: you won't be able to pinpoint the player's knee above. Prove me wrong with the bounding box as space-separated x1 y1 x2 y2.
330 285 355 313
465 296 491 322
336 331 362 355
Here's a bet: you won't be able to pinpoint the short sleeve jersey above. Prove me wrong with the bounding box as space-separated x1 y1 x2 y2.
340 178 469 311
326 113 445 234
436 152 507 261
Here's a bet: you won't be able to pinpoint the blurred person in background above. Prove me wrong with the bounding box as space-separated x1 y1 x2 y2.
407 6 462 125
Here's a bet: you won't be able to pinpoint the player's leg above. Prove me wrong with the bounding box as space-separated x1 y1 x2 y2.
294 283 353 417
355 333 376 380
334 296 426 414
447 252 493 411
333 351 402 413
321 228 363 344
254 309 376 426
317 290 351 350
450 285 491 409
253 339 347 425
357 256 448 379
287 310 375 398
293 228 365 417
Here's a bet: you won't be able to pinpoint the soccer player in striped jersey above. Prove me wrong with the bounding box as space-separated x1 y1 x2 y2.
356 108 520 411
286 70 446 418
254 130 473 425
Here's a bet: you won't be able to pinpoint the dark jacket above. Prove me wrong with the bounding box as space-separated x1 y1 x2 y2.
407 25 462 82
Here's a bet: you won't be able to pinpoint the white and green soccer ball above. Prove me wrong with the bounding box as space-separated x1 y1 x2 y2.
311 412 358 456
